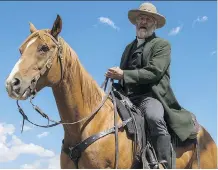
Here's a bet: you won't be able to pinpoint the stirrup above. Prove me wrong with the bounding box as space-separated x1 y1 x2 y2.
158 160 168 169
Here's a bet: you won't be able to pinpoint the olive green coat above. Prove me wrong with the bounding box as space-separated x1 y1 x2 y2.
120 34 195 141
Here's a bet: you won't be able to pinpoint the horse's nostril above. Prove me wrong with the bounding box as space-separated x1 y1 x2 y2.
12 78 21 86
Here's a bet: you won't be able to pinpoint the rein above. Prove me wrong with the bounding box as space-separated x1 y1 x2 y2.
17 77 113 132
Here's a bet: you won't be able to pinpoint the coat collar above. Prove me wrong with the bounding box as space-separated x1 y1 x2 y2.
120 33 157 69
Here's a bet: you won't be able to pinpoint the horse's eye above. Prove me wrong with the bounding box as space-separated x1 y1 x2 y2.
39 45 50 52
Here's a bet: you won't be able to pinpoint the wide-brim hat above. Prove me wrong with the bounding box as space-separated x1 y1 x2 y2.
128 2 166 29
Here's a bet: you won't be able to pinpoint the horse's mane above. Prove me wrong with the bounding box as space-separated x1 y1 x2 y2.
58 36 111 111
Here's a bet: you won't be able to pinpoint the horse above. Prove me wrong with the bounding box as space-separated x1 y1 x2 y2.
5 15 217 169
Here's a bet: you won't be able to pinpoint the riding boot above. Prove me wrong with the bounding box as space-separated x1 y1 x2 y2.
151 134 172 169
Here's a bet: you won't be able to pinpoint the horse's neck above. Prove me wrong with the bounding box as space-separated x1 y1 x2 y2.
52 41 104 145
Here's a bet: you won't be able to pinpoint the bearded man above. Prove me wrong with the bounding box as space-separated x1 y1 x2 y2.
105 2 197 169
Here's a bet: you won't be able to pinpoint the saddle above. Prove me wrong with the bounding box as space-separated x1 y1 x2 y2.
112 83 200 169
112 83 159 168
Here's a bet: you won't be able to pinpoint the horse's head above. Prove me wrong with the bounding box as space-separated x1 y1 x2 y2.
5 15 63 100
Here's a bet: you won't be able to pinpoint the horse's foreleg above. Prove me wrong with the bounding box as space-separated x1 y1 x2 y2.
60 151 76 169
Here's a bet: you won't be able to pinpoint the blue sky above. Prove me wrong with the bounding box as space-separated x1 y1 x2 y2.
0 1 216 169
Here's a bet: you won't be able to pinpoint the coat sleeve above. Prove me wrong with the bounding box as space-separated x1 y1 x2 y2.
123 40 171 84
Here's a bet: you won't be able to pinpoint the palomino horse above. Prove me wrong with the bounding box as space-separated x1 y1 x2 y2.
5 15 217 169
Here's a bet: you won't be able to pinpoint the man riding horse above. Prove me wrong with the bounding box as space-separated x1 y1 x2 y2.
105 2 197 168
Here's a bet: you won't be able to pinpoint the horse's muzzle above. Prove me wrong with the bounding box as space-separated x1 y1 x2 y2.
5 76 30 100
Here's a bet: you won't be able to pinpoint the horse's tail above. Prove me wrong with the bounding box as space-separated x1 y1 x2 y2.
192 126 217 169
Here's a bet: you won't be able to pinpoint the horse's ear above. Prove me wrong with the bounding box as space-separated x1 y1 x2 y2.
29 22 37 33
51 14 62 40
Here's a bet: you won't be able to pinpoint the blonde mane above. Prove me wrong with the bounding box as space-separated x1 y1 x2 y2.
57 36 113 115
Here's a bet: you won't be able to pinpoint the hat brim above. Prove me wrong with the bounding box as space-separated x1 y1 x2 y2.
128 9 166 29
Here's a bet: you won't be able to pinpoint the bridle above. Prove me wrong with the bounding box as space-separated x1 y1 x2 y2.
16 31 113 132
16 31 64 131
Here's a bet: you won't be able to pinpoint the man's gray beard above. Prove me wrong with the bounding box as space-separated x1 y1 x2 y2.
137 25 156 39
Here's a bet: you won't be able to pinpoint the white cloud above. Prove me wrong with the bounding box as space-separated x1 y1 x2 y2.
0 123 15 143
98 17 120 31
21 160 42 169
48 155 60 169
37 132 49 138
196 16 208 22
0 123 15 135
20 155 60 169
211 50 216 56
168 26 182 36
0 123 55 163
192 16 208 27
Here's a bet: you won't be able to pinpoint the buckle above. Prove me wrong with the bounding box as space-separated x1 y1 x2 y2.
69 147 81 161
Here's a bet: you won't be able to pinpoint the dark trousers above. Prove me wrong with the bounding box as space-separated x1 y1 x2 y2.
130 95 169 137
130 94 172 168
